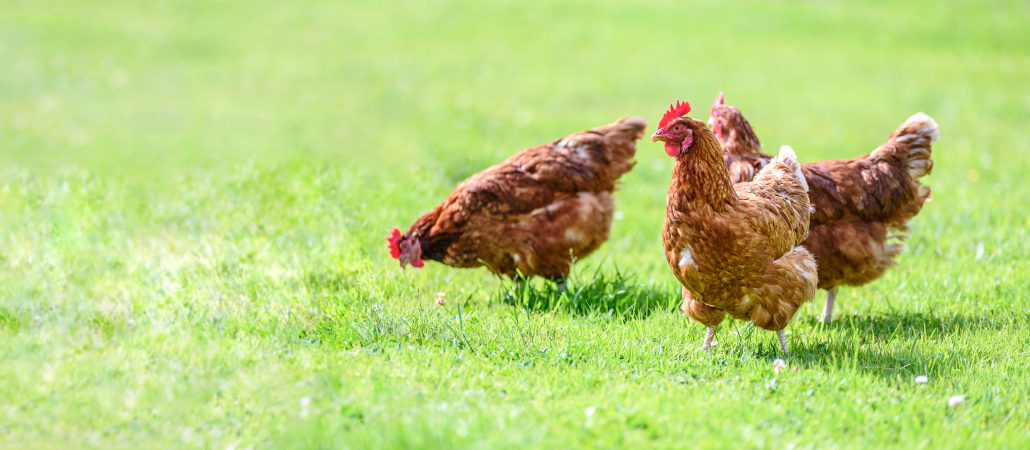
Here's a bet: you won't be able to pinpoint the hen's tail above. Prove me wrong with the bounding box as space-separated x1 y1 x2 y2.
752 145 814 244
771 145 809 192
805 113 939 227
595 116 648 168
595 115 649 142
558 116 648 181
879 112 939 181
873 112 938 221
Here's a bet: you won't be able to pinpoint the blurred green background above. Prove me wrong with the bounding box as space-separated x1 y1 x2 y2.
2 0 1029 448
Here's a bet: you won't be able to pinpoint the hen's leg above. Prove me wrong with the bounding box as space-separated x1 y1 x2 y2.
701 326 719 352
821 286 839 324
777 329 790 355
681 288 726 352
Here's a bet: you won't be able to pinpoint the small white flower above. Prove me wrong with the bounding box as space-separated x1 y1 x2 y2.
436 292 446 306
772 359 786 374
42 364 55 384
915 375 928 384
765 378 778 390
299 395 312 418
948 395 964 407
584 406 596 417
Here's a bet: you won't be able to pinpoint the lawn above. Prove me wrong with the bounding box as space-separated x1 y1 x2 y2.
2 0 1030 448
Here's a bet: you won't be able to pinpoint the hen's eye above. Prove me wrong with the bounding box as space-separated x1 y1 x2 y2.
672 125 683 132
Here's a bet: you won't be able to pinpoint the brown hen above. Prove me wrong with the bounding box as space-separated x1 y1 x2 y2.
653 101 817 355
387 116 648 281
708 93 939 322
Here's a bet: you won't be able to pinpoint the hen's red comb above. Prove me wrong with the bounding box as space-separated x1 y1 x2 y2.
658 100 692 129
385 227 402 259
715 92 724 106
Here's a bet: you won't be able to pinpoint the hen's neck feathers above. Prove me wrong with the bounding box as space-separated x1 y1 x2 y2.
406 207 447 259
721 109 763 157
670 125 739 212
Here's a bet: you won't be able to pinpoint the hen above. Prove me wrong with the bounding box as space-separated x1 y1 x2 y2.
708 93 939 322
653 101 817 354
387 116 648 281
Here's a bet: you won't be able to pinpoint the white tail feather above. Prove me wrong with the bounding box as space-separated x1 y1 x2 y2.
902 112 940 145
896 112 939 179
778 144 798 162
778 145 809 192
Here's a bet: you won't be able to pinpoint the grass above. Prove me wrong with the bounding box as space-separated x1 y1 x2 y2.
1 0 1030 448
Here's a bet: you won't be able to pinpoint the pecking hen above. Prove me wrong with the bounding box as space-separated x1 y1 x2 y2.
653 100 817 354
708 93 939 323
387 116 648 281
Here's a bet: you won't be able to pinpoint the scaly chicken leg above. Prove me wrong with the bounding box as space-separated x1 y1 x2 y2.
700 326 718 352
777 330 789 355
821 286 839 324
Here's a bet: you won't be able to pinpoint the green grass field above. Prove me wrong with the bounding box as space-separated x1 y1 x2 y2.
2 0 1030 448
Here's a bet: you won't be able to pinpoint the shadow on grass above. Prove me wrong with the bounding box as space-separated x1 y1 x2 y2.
786 310 1025 376
799 310 1016 338
669 310 1021 377
499 265 679 320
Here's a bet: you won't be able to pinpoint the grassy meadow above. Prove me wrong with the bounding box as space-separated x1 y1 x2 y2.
2 0 1030 448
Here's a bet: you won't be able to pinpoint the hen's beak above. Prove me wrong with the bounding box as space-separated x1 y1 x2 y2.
650 130 665 143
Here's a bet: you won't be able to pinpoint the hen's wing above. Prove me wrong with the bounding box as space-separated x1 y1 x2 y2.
804 113 938 226
734 147 811 259
442 116 647 224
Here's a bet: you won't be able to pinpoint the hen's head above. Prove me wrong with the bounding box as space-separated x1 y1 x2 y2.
385 227 424 268
706 93 761 155
707 92 727 141
651 100 709 157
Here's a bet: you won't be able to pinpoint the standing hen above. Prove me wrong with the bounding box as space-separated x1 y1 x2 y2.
387 116 648 281
653 101 817 354
708 93 939 322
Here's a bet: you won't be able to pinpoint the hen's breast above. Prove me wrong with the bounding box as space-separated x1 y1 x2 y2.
664 205 784 308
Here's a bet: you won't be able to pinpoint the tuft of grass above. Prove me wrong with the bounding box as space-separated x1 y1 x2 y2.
502 264 679 320
0 305 26 331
